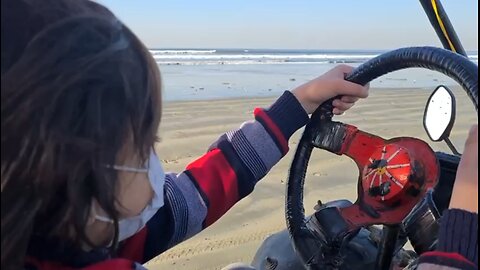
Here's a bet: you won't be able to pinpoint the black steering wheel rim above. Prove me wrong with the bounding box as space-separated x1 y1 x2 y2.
285 46 478 269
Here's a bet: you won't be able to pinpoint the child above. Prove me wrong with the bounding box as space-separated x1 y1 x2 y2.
1 1 476 270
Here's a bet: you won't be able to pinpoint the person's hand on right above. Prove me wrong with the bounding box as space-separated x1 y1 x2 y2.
449 124 478 213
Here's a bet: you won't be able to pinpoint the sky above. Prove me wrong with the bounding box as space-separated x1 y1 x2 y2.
98 0 478 51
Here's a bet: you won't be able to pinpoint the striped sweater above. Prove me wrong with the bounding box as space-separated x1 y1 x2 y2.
26 91 478 270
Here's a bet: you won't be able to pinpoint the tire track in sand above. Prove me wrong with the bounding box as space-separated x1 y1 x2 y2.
147 226 284 264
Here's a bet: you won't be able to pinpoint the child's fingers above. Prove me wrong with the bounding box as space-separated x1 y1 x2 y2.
341 96 360 103
335 80 369 99
333 99 355 111
333 108 345 115
465 124 478 147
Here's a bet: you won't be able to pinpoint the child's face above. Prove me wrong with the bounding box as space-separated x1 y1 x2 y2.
113 137 157 218
115 169 154 218
85 146 155 246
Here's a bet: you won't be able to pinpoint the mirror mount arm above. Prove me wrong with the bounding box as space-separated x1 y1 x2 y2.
444 137 461 156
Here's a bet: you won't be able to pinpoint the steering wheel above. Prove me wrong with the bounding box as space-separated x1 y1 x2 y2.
285 47 478 270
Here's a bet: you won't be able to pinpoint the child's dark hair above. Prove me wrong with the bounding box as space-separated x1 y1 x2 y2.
1 0 162 268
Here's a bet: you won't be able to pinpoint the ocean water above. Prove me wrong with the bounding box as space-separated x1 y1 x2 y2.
151 49 478 101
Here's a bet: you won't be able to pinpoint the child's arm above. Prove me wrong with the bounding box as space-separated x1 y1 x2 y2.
118 65 369 263
416 125 478 270
415 209 478 270
119 91 308 262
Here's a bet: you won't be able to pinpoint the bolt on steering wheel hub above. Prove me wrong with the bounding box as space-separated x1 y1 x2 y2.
363 145 412 202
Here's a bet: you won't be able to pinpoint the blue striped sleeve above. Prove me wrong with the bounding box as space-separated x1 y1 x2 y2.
127 91 309 262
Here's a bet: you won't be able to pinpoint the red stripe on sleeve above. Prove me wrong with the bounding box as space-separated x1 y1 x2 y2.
118 226 148 263
83 259 136 270
186 149 239 226
254 108 289 154
422 251 476 267
26 257 135 270
26 257 74 270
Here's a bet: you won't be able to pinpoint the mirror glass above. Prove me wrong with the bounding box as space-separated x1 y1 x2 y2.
424 86 456 141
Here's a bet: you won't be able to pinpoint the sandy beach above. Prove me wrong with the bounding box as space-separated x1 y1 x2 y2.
146 87 477 270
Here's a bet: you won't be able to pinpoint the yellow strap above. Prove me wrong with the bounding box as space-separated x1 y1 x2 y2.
431 0 457 52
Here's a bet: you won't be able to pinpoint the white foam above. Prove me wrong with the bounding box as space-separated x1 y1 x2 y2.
149 50 478 66
152 54 378 66
152 53 377 60
149 49 217 55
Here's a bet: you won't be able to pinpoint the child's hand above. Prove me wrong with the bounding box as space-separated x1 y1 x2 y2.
449 124 478 213
291 65 369 114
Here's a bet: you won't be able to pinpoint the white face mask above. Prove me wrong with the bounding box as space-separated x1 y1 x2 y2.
93 150 165 242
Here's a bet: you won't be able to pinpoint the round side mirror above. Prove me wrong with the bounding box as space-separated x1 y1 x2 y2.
423 85 456 142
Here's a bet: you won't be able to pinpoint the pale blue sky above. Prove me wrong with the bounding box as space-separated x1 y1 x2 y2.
98 0 478 50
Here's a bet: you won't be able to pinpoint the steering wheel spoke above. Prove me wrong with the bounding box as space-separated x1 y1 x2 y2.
339 128 386 166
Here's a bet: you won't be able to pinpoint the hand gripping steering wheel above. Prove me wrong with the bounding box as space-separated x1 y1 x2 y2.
285 47 478 270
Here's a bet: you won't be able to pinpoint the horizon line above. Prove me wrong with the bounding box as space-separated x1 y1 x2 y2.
147 47 479 53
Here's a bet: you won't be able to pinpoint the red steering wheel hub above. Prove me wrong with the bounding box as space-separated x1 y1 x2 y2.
328 124 440 227
362 145 412 203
